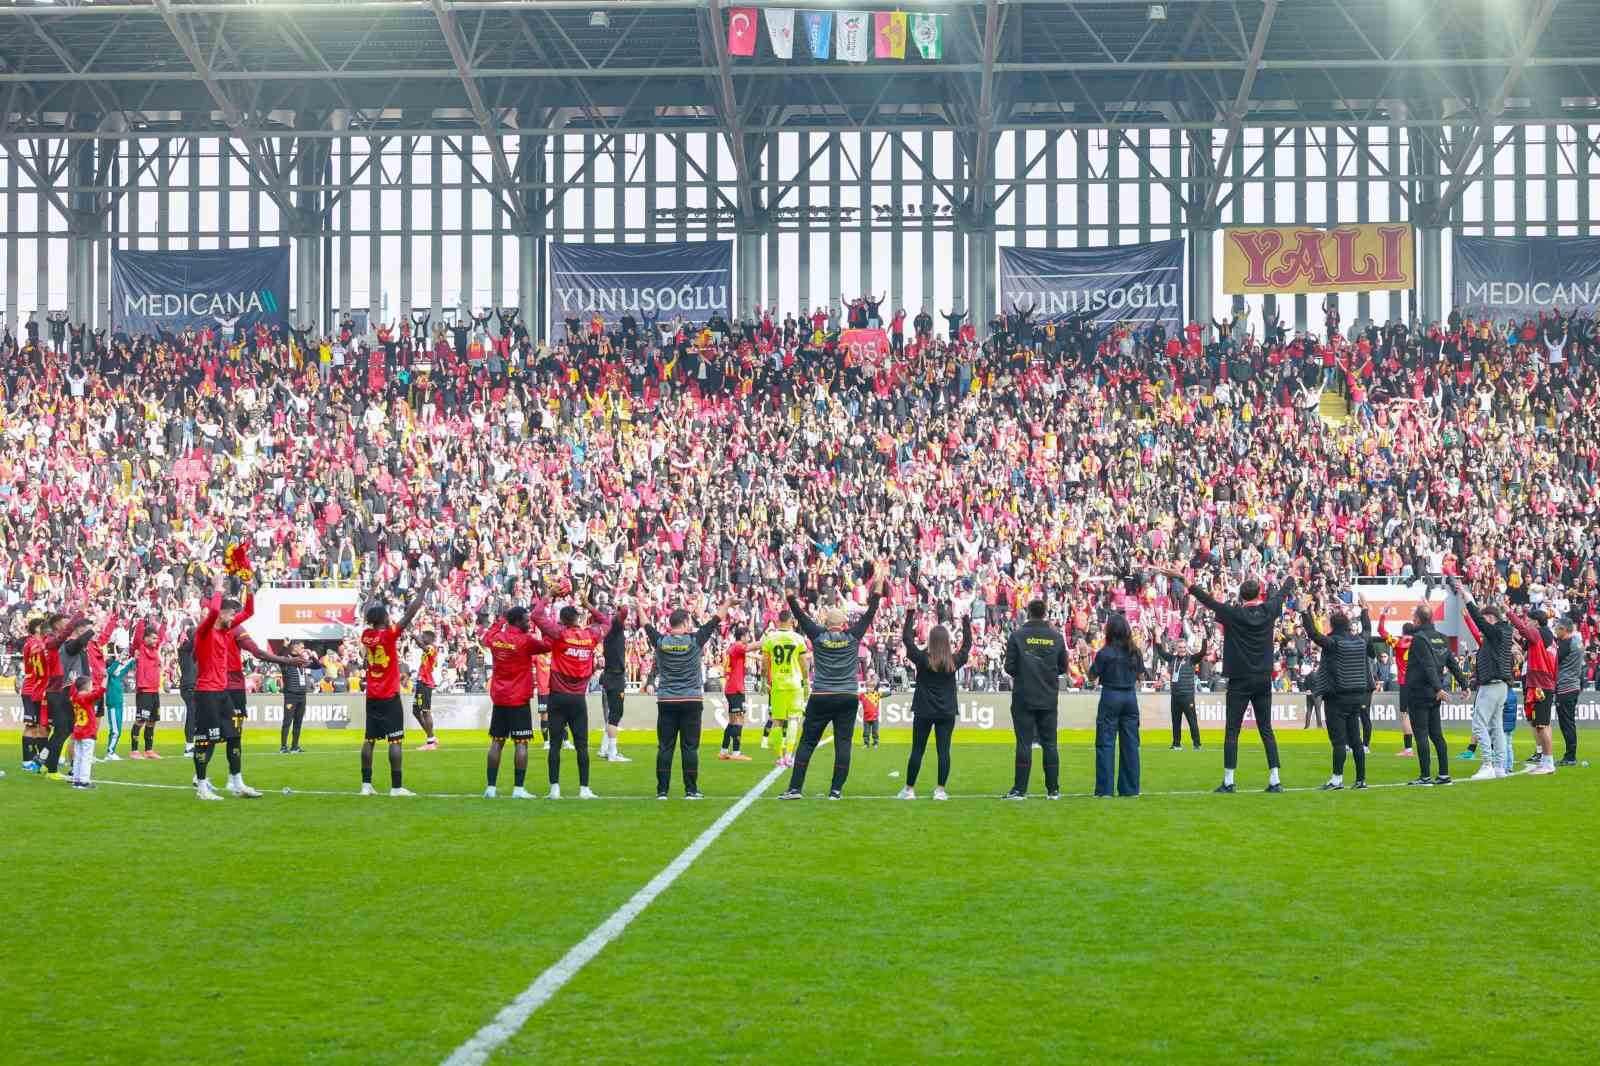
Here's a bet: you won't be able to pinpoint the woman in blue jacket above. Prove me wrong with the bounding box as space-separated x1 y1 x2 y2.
1089 613 1147 797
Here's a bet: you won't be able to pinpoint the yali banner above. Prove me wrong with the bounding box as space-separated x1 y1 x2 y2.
111 247 290 334
1452 235 1600 317
550 240 733 330
997 239 1184 335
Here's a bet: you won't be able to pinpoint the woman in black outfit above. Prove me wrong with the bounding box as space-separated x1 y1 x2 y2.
1089 613 1147 797
898 603 972 801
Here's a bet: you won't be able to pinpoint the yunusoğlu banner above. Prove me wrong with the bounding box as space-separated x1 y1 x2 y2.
1223 224 1414 294
1452 235 1600 317
997 239 1184 334
111 247 290 334
550 240 733 331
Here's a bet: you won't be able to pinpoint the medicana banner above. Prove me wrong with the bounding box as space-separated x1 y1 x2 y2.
997 240 1184 334
12 690 1598 733
549 240 733 331
111 247 290 334
1452 235 1600 317
1223 224 1414 295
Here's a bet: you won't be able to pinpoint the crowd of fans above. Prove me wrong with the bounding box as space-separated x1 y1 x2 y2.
4 295 1600 698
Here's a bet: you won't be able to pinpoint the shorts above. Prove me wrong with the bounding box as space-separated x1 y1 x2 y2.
228 688 247 722
769 688 804 721
490 702 535 741
537 694 548 714
135 692 162 722
21 694 41 727
413 683 433 714
603 687 625 727
727 693 746 716
1396 688 1409 716
365 694 406 741
193 690 240 743
1528 689 1553 727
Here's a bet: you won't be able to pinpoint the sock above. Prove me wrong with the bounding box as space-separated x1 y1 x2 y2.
784 718 800 756
1269 767 1281 785
514 764 526 788
1467 741 1478 754
731 724 742 753
361 749 374 784
193 747 208 781
1403 733 1413 749
390 744 403 788
1224 768 1235 786
720 725 732 752
487 762 499 787
144 725 154 751
129 729 141 753
762 720 774 739
540 721 550 743
226 739 242 775
23 736 36 763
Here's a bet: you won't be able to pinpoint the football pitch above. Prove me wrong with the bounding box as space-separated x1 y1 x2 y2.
3 727 1595 1065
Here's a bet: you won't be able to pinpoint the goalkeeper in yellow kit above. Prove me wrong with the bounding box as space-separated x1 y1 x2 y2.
759 610 810 768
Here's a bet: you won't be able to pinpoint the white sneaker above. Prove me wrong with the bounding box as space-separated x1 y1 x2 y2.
760 737 770 749
933 787 949 801
390 787 415 797
483 786 498 798
1495 767 1511 778
359 783 378 796
196 780 224 801
548 784 562 800
1469 765 1498 781
578 786 598 799
229 783 262 798
563 740 575 750
606 752 632 763
542 740 551 751
1526 762 1555 776
183 744 195 756
103 753 122 762
897 786 915 800
512 787 535 799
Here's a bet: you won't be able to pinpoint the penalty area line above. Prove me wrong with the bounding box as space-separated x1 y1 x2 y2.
438 744 812 1066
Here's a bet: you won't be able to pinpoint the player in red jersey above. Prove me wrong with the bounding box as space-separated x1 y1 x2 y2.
190 586 245 801
358 574 435 796
129 618 167 758
718 625 752 762
482 605 554 799
412 630 441 750
41 613 92 779
19 618 50 771
531 587 613 799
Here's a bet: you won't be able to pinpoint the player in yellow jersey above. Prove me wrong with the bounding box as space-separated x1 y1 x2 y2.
759 609 810 767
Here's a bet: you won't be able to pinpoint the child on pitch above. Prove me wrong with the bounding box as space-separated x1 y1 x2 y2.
1502 684 1520 775
70 675 107 789
860 671 882 749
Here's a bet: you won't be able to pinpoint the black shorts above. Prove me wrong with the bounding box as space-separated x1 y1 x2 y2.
365 694 406 741
228 688 247 722
21 694 41 727
135 692 162 722
1531 691 1554 727
46 690 70 733
413 683 433 714
490 702 534 741
537 694 549 713
727 693 746 716
603 688 625 727
193 690 240 743
1396 689 1410 715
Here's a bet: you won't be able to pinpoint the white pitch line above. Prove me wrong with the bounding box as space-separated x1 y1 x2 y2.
438 752 802 1066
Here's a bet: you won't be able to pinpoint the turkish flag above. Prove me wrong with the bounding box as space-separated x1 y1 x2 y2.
726 7 758 56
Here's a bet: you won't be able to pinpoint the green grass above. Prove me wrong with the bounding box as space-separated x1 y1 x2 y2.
2 726 1595 1065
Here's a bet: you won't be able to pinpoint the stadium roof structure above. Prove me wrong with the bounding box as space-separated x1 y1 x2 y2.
0 0 1595 221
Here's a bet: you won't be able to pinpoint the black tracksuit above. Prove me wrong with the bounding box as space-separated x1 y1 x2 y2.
1004 618 1068 794
1189 579 1294 772
1303 610 1374 781
1403 624 1468 778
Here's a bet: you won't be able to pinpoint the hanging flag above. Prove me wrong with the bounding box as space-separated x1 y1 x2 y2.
726 6 758 56
836 10 870 62
874 11 907 59
764 8 796 59
802 10 832 59
910 12 944 59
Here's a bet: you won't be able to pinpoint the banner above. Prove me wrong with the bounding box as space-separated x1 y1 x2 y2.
874 11 907 58
1452 235 1600 317
839 327 891 366
836 10 870 62
725 6 757 56
111 247 290 334
1223 224 1414 294
802 10 832 59
910 12 943 59
997 239 1184 335
764 8 795 59
549 241 733 332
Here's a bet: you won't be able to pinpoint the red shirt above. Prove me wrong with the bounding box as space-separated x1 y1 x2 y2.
133 620 165 693
860 691 881 722
532 603 613 694
418 646 439 688
71 685 105 740
224 593 256 687
21 635 48 700
483 620 553 705
725 641 747 695
194 605 231 693
361 626 404 699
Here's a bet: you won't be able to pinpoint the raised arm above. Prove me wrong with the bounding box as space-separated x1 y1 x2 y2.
1300 608 1333 650
235 631 304 668
955 616 974 667
397 574 437 633
785 593 823 641
849 588 883 642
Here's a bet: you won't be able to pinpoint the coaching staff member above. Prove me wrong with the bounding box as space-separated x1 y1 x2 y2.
1402 603 1467 786
1004 599 1068 800
1163 567 1294 793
